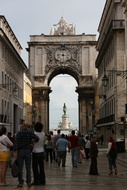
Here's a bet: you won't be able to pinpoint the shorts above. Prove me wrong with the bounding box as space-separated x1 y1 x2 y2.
0 151 10 161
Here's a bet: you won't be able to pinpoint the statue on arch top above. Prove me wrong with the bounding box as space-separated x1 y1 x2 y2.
50 16 76 35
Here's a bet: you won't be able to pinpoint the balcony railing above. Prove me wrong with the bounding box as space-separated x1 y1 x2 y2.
97 114 115 125
0 114 7 123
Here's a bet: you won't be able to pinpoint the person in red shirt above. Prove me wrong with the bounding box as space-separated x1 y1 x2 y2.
68 130 79 167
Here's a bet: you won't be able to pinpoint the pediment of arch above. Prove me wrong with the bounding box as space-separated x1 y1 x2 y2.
34 45 94 87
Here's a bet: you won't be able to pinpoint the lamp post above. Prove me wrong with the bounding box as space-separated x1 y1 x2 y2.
102 74 109 87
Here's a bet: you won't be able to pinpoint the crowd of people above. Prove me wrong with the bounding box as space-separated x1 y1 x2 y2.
0 123 118 187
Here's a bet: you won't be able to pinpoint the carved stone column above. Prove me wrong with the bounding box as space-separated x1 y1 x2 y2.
32 87 52 133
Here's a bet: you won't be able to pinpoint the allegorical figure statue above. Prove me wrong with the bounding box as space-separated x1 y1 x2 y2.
63 103 67 115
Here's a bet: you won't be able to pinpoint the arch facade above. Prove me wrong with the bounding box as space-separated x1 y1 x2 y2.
27 20 97 134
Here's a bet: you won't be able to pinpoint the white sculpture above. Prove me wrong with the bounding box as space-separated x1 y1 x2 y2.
50 17 76 35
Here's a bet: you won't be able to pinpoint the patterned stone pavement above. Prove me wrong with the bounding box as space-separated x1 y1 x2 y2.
2 149 127 190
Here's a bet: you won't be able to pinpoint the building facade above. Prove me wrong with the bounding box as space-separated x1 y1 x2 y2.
0 16 27 134
23 73 32 126
96 0 127 147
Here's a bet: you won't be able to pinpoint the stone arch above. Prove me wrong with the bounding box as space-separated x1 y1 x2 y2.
47 66 80 86
28 31 97 134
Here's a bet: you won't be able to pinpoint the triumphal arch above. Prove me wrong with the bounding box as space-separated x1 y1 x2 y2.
27 17 97 134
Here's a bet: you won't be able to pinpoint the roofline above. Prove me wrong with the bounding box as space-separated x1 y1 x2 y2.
0 15 22 50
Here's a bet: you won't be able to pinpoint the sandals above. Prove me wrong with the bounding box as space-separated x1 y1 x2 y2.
109 171 113 175
115 168 117 175
109 169 117 175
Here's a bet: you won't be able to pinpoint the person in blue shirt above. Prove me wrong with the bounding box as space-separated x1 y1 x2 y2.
56 134 69 167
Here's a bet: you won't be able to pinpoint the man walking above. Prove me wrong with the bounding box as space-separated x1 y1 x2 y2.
68 130 79 168
54 130 61 162
56 134 69 167
15 123 39 187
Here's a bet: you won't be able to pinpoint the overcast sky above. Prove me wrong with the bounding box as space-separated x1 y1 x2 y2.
0 0 106 131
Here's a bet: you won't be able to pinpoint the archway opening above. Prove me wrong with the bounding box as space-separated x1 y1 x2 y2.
49 74 78 134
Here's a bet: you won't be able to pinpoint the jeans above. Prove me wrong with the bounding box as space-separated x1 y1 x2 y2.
108 155 117 171
32 152 46 184
71 147 78 167
18 149 31 184
57 151 67 166
45 148 53 163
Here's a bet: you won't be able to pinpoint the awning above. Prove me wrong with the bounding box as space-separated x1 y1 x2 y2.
97 121 115 127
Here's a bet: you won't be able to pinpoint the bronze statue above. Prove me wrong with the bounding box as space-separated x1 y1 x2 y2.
63 103 67 115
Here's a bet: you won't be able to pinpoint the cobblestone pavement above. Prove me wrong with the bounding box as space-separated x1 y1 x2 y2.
2 149 127 190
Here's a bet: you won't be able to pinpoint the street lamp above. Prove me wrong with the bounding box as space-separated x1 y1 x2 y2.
0 82 18 96
102 74 109 87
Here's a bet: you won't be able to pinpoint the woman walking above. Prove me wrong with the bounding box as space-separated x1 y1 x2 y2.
32 122 46 185
89 136 99 175
0 126 13 186
45 135 54 163
106 136 117 175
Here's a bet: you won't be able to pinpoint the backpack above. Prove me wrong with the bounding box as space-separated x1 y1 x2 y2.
11 159 20 178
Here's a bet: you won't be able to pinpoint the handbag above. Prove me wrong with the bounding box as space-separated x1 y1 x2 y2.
11 159 20 178
80 149 85 159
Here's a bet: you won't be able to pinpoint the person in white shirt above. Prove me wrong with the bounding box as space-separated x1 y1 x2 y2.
32 122 46 186
0 126 13 186
85 136 91 159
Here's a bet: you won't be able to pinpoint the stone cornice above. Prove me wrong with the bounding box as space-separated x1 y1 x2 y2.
0 15 22 53
122 0 127 15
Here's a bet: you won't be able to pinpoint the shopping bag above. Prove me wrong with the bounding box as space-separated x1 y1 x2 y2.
11 159 20 178
80 149 85 159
